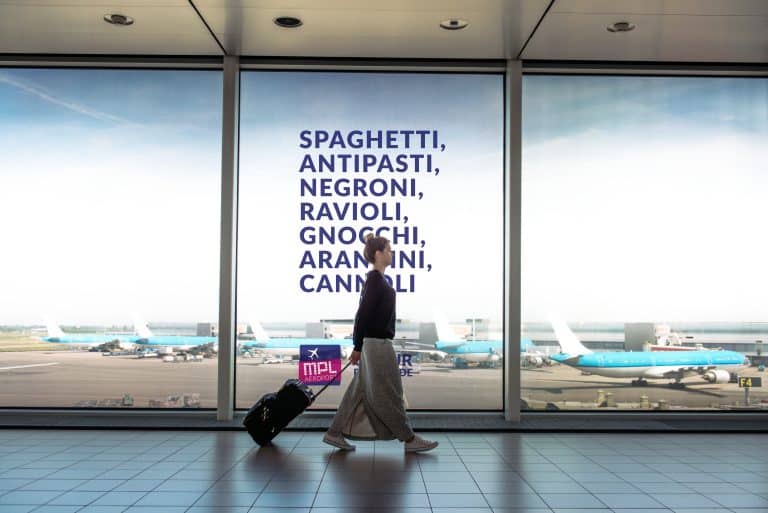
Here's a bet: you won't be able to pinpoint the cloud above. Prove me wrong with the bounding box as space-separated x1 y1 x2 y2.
0 73 131 125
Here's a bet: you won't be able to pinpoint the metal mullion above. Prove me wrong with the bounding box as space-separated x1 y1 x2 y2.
239 57 506 73
504 60 522 423
217 55 240 421
0 55 222 69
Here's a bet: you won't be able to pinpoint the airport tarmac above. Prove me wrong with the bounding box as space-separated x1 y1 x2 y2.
0 350 766 411
0 351 502 410
522 364 768 410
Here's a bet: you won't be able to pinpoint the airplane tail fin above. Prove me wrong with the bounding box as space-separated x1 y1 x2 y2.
249 319 271 342
133 316 153 339
45 320 65 339
549 316 592 356
433 309 464 349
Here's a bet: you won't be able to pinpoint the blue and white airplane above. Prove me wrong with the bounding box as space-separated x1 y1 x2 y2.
133 319 218 352
429 314 540 368
239 320 355 359
432 316 502 367
40 321 138 348
549 319 749 386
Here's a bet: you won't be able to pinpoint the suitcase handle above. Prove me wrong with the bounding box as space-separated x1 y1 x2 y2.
312 360 353 401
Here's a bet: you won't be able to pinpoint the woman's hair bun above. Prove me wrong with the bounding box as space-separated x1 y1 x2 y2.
364 233 375 242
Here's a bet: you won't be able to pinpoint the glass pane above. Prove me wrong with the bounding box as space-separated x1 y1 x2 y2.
0 68 222 408
237 71 504 410
522 75 768 411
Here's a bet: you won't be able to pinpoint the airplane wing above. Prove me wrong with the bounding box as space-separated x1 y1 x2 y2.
562 355 582 366
647 366 716 379
393 347 448 358
390 339 448 358
398 341 437 349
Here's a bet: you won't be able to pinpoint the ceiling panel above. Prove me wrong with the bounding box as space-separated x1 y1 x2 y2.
0 2 222 55
194 0 550 58
552 0 768 16
523 10 768 62
553 0 768 16
0 1 189 5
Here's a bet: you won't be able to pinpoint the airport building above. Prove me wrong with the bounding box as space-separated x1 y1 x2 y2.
0 2 766 511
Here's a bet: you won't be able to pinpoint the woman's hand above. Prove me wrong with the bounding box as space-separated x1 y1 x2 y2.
349 350 361 365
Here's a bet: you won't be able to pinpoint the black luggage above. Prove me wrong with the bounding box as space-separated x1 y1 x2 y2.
243 361 351 445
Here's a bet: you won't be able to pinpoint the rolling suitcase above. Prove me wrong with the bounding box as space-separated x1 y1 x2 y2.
243 361 352 445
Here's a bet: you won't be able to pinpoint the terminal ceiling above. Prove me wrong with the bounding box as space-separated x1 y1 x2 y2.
0 0 766 62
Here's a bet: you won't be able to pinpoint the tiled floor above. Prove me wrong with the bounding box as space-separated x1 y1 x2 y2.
0 430 766 512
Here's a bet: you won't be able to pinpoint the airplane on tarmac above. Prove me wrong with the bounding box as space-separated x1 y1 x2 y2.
41 318 218 352
133 319 218 352
430 314 544 368
40 321 139 348
549 318 750 386
239 319 355 359
239 316 542 368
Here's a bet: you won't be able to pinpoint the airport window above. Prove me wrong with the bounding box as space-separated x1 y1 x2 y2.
235 71 505 410
0 68 222 408
521 75 768 411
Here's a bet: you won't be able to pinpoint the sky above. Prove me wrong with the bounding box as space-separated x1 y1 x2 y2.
0 69 766 326
0 69 222 326
522 75 768 322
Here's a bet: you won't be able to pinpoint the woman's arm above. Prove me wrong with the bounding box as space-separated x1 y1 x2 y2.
352 274 382 352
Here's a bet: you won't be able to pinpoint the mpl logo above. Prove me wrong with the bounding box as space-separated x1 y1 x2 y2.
299 345 342 385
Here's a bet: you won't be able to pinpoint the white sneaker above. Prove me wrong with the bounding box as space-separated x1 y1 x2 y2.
404 435 438 453
323 431 356 451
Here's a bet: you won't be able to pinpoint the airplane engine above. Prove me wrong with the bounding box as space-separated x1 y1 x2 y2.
489 353 501 362
703 369 731 383
521 354 543 368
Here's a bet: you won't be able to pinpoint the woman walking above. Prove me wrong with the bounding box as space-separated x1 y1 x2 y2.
323 233 438 453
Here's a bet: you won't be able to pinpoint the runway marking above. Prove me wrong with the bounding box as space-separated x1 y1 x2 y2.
0 363 60 371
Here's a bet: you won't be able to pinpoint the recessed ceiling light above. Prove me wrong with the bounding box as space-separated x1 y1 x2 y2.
607 21 636 33
440 19 469 31
103 13 134 26
274 16 303 28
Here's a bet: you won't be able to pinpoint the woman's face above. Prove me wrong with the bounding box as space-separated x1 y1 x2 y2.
377 243 393 267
